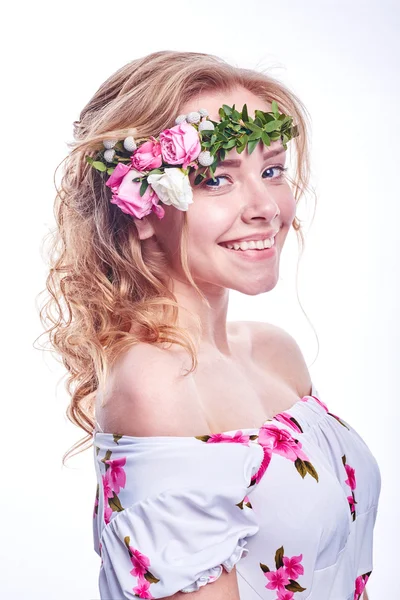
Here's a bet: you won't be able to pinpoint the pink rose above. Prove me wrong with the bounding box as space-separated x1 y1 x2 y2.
159 120 201 169
105 163 165 220
131 137 163 171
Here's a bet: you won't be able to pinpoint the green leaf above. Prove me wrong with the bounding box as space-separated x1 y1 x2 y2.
106 167 115 176
108 492 124 512
264 120 281 133
85 155 94 165
261 132 271 146
286 580 307 593
223 138 237 149
294 458 307 478
92 161 107 172
219 148 226 161
194 174 204 186
247 138 259 155
304 461 319 482
231 109 241 121
241 104 249 121
271 100 280 116
211 134 217 145
275 546 284 570
139 178 149 197
255 110 267 124
259 563 270 573
248 131 262 141
222 104 232 116
246 122 263 133
218 107 225 119
236 144 246 154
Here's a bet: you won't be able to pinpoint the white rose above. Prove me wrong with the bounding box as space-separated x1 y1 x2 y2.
147 168 193 211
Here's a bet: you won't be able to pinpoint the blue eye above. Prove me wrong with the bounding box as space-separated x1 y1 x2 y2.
203 166 288 189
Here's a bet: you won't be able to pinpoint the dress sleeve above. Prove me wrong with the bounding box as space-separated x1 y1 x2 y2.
94 434 263 599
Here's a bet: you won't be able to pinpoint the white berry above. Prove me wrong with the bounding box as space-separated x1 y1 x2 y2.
175 114 187 125
103 140 117 149
198 120 215 132
199 108 209 117
186 111 201 124
198 151 214 167
104 149 115 162
123 136 137 152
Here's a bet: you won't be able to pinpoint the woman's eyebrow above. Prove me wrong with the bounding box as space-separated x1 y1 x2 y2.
217 147 286 169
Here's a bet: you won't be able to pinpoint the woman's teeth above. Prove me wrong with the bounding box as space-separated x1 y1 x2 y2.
221 237 275 251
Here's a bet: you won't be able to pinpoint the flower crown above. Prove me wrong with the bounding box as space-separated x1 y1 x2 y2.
85 101 298 220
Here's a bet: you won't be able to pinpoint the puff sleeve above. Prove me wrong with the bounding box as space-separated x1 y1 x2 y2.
93 433 263 599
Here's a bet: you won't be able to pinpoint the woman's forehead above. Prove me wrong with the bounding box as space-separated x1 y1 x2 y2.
180 87 273 122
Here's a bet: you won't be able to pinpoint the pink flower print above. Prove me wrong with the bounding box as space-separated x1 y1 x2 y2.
102 471 114 499
348 495 356 512
277 591 294 600
207 430 251 445
282 553 304 580
259 425 309 463
345 463 357 491
93 494 99 518
311 395 329 412
252 444 273 485
104 456 127 494
130 547 151 579
133 579 154 599
104 506 113 525
354 575 367 599
273 412 303 433
265 567 290 592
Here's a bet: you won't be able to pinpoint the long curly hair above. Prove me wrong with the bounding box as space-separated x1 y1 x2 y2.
37 50 315 465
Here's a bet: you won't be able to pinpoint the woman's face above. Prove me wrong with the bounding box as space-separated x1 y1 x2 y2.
150 86 297 296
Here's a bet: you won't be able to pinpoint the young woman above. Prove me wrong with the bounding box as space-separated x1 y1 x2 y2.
41 50 380 599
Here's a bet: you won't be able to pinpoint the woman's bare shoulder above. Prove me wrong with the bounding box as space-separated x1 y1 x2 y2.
241 320 313 397
96 342 207 437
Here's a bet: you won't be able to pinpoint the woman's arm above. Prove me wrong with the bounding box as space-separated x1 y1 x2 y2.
363 588 369 600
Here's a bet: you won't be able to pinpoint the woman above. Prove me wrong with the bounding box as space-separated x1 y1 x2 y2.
41 50 380 599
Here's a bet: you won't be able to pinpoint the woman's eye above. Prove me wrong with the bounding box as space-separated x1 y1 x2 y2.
262 166 288 179
204 175 229 188
203 166 287 189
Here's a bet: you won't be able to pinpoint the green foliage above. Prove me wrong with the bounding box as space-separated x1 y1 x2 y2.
85 101 299 190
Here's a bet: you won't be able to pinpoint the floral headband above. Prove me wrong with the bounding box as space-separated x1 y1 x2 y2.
85 101 298 220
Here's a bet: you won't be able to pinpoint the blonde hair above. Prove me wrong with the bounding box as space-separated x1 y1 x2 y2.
37 50 316 465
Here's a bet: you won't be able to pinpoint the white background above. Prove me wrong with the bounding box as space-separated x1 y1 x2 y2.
1 0 398 598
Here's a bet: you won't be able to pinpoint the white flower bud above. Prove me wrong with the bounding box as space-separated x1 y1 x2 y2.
103 140 117 150
199 108 209 117
175 114 187 125
104 149 115 162
123 136 137 152
198 151 214 167
186 111 201 124
198 120 215 132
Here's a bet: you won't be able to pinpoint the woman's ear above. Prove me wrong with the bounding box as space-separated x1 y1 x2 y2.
133 215 157 240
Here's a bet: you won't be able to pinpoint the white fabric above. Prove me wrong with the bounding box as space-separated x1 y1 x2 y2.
92 383 381 599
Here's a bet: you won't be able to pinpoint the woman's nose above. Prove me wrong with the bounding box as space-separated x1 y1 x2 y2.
241 176 280 220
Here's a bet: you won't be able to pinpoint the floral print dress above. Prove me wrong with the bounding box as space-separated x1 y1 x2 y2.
92 382 381 599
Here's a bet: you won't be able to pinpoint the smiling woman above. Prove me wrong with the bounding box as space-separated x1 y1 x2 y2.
38 50 380 600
